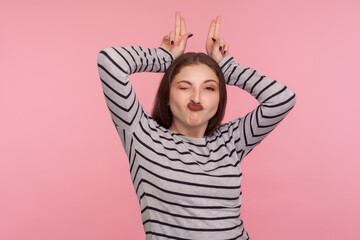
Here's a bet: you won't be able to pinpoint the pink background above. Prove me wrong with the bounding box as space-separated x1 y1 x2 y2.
1 0 359 239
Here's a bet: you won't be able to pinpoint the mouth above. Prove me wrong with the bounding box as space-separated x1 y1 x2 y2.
187 102 203 111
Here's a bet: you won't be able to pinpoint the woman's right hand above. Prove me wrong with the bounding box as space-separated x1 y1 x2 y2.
206 16 229 64
160 12 193 59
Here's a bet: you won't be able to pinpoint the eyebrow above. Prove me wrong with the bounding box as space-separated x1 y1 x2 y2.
176 80 219 85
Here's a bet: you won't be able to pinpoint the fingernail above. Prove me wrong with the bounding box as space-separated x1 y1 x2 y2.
219 46 222 51
171 40 174 45
188 33 193 38
211 38 216 42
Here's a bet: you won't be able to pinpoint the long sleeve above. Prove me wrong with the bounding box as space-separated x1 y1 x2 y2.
97 46 174 133
219 55 297 158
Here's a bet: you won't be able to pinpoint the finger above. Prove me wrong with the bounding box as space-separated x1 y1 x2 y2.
160 35 170 49
161 35 169 44
178 32 191 51
212 36 220 51
214 16 221 38
207 19 216 40
175 11 181 41
206 20 216 54
207 36 219 55
223 43 229 55
180 17 186 36
219 37 224 52
169 31 175 45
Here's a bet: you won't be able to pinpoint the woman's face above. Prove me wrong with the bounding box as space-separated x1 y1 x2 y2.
168 63 220 135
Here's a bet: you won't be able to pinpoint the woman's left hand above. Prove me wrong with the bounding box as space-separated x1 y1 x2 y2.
206 16 229 64
160 12 193 59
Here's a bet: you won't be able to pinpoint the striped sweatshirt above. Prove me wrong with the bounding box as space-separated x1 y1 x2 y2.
97 45 296 240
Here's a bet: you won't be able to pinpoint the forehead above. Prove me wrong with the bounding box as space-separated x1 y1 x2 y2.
173 63 219 83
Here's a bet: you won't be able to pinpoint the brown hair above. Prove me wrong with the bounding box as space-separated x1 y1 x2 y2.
152 52 227 136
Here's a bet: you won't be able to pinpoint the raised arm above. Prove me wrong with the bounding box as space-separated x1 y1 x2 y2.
207 16 297 158
221 55 296 156
97 46 173 133
97 12 192 134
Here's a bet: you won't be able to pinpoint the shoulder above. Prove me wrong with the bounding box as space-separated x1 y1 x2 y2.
206 118 242 142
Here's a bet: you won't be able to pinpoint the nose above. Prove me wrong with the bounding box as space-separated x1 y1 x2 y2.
190 88 201 103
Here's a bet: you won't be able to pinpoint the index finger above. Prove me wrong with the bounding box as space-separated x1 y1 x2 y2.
207 19 215 39
214 16 221 38
180 17 186 36
175 12 181 38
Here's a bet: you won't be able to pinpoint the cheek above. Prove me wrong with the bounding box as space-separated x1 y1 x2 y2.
169 91 185 109
206 93 220 109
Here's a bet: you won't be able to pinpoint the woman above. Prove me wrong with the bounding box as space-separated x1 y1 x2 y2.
97 12 296 240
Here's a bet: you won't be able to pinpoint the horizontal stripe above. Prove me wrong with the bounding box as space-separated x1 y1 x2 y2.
141 206 240 220
143 219 243 232
140 192 242 209
135 150 242 178
132 164 241 190
136 179 241 200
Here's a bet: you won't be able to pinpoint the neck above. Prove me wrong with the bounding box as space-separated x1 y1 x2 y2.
168 123 207 138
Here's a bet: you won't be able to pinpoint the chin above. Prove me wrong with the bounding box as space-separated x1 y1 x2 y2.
187 119 207 128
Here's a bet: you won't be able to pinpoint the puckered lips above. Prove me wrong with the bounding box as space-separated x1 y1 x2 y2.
187 102 203 111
